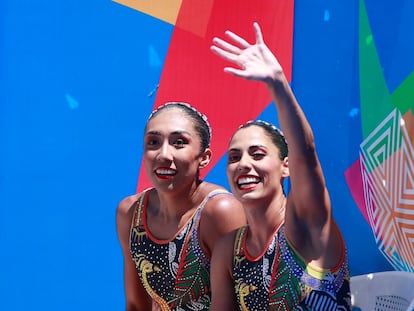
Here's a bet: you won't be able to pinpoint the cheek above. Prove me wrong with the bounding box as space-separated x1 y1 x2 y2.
175 152 201 169
226 163 236 177
263 163 284 180
226 169 238 193
142 150 151 162
226 164 239 188
143 150 157 162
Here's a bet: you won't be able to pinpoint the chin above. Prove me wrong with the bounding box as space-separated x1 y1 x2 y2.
237 191 258 202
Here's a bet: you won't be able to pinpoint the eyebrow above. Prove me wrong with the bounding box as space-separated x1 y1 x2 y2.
250 144 267 150
146 130 192 136
146 130 162 136
228 148 240 153
228 145 268 153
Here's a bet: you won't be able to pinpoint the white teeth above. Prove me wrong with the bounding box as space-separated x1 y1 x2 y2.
155 169 176 175
238 176 260 185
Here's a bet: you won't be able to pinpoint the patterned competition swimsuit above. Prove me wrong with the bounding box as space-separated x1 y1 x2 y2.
129 188 227 311
232 225 351 311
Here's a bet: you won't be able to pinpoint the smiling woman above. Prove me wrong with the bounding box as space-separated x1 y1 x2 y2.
116 102 246 311
209 22 351 311
143 103 212 190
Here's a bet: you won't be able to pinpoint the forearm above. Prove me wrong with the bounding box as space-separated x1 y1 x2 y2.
266 75 316 160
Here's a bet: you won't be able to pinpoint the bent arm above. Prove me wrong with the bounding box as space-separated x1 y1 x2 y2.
210 232 239 311
199 192 245 258
116 196 152 311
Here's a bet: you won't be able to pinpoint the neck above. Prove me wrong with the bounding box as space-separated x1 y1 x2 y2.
245 195 286 250
153 180 204 219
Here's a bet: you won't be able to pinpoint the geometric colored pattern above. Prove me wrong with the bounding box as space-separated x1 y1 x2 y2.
114 0 295 191
112 0 184 26
360 108 414 272
345 0 414 272
5 1 414 310
112 0 215 37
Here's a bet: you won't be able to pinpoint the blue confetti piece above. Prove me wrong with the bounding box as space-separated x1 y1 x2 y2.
148 45 161 67
324 9 330 22
65 93 79 110
148 84 159 97
349 108 359 118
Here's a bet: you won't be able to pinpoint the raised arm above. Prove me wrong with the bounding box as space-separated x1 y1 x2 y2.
211 22 342 266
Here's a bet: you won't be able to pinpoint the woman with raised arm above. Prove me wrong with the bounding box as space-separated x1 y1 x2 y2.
209 23 351 310
116 102 246 311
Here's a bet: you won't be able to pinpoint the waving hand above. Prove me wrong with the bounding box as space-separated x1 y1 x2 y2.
211 22 283 83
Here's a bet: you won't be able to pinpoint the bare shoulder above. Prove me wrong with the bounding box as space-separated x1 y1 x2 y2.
201 183 243 216
207 191 241 210
116 193 142 248
197 183 245 254
202 188 245 227
117 193 140 215
199 184 245 243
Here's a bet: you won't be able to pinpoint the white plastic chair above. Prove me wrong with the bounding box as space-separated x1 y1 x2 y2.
351 271 414 311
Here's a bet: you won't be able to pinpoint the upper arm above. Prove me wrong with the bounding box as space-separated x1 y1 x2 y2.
285 164 344 267
210 232 239 311
286 150 343 264
116 196 152 311
288 150 330 224
199 193 246 256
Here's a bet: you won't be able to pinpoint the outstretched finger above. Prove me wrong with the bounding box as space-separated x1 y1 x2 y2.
224 67 249 79
253 22 265 45
212 37 241 55
224 30 251 49
210 45 239 64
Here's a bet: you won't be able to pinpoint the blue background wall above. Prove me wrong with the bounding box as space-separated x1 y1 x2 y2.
1 0 413 309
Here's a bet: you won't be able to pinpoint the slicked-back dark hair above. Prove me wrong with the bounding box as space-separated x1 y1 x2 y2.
238 120 288 160
145 102 212 152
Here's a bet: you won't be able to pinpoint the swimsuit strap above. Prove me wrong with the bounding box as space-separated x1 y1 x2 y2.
233 225 248 257
198 189 230 213
191 189 232 269
133 188 151 228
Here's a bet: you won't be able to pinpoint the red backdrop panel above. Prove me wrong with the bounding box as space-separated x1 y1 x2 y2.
138 0 294 191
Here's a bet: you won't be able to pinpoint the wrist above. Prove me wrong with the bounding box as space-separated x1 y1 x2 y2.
265 70 287 88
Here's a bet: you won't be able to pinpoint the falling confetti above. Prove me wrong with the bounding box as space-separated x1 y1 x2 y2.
65 93 79 110
148 45 162 67
324 9 330 22
147 84 159 97
349 107 359 118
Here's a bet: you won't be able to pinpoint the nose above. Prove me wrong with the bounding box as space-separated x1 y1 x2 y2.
157 141 173 161
237 153 251 171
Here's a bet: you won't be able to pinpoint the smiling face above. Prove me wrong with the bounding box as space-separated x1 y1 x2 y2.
226 125 289 204
143 107 211 193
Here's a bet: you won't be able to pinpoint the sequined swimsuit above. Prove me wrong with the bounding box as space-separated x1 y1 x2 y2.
232 225 351 311
129 188 228 311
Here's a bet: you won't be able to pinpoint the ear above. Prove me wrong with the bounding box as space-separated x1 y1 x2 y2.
281 156 289 178
199 148 212 169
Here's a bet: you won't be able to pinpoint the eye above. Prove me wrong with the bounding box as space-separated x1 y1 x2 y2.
144 135 160 149
173 138 188 148
148 138 159 146
252 152 265 160
227 153 241 164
